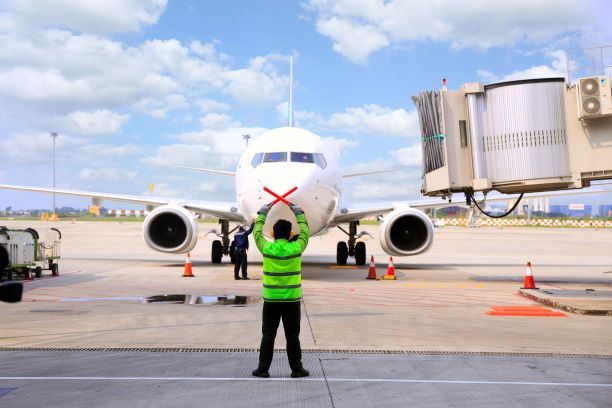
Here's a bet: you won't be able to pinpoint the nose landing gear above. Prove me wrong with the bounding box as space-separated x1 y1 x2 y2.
211 219 238 264
336 221 368 265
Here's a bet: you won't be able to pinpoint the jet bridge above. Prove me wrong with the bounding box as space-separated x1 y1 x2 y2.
414 76 612 204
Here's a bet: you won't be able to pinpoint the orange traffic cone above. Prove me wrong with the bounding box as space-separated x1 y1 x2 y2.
522 261 537 289
383 256 396 280
366 255 378 280
183 253 194 277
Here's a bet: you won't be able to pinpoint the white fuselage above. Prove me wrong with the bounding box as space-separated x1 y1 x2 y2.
235 127 342 236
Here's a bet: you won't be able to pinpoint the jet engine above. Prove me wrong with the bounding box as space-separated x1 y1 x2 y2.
142 205 198 254
379 207 434 256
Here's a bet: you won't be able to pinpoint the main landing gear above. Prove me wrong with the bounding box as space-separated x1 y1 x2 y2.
211 219 238 264
336 220 368 266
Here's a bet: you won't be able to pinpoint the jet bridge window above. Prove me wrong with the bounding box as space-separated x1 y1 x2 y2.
290 152 315 163
314 153 327 169
251 153 264 167
263 152 287 163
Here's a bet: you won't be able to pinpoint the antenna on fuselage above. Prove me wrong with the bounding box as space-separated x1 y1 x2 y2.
288 56 294 127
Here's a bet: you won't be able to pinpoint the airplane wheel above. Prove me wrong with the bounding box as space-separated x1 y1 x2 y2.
355 242 366 266
35 266 43 278
211 240 223 264
336 242 348 265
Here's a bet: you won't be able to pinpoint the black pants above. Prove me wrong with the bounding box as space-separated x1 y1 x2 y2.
258 301 302 371
233 249 248 278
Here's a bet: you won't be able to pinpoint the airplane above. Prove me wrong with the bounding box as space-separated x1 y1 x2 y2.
1 59 611 266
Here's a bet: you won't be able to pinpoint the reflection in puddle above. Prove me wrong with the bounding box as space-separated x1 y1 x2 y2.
145 294 261 306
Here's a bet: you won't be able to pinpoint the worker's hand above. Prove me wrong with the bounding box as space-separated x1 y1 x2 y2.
289 203 303 215
258 202 274 215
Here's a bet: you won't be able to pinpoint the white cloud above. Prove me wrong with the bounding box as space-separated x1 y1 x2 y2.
79 167 137 181
477 50 569 82
0 131 85 163
327 105 418 136
200 113 239 130
196 99 230 113
174 125 267 156
64 109 129 135
5 0 167 34
0 15 289 125
281 102 419 137
222 55 289 104
322 137 359 155
76 144 141 156
392 144 421 167
343 157 423 200
305 0 596 63
316 17 388 64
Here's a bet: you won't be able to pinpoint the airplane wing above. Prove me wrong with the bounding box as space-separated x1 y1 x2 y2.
176 166 236 176
342 169 402 178
332 185 612 224
0 184 244 222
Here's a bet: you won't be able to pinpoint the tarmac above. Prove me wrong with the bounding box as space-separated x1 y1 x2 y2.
0 220 611 407
1 350 611 408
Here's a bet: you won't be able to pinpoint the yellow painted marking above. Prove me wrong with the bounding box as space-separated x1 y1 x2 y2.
328 265 359 269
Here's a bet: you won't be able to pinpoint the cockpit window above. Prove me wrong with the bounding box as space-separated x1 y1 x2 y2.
263 152 287 163
314 153 327 169
251 153 263 167
290 152 315 163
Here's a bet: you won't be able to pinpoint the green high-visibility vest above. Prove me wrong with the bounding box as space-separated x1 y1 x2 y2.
254 212 309 302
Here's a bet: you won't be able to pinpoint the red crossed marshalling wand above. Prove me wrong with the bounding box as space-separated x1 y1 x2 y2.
263 186 298 206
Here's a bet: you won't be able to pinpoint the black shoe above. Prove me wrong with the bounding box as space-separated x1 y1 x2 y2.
291 367 310 378
252 368 270 378
242 277 250 280
234 277 241 280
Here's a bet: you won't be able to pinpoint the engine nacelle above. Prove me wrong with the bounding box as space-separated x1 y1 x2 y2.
379 207 434 256
142 205 198 254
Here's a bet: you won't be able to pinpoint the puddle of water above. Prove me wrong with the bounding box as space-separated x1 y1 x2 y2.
145 294 188 304
145 294 261 306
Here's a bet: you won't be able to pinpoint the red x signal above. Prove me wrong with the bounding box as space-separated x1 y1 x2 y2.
263 186 298 205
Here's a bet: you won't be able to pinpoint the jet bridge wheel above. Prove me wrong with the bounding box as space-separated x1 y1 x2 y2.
336 242 348 265
211 240 223 264
355 242 366 266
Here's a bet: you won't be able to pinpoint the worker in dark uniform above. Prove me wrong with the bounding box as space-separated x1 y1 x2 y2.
233 223 254 280
251 201 310 378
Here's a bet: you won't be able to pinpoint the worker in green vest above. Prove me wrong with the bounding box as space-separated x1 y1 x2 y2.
251 201 310 378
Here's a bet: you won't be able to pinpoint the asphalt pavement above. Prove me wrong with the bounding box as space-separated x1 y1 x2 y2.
0 350 611 408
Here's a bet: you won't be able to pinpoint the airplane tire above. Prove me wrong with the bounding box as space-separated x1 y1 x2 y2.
355 242 366 266
211 240 223 264
336 242 348 265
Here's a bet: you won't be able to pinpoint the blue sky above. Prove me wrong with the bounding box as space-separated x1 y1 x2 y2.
0 0 611 211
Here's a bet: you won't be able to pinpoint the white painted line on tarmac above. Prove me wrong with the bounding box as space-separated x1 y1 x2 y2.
1 377 611 387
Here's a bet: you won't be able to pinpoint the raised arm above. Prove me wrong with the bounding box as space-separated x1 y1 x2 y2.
254 203 273 253
289 203 309 252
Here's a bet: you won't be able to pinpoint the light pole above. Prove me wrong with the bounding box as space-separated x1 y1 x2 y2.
50 132 58 215
242 134 251 147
